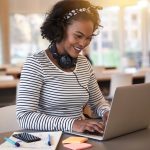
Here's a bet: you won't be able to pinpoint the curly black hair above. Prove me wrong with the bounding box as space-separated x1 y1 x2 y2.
40 0 101 43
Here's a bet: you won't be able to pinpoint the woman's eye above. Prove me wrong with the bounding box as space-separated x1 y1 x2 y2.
87 37 92 41
74 35 82 39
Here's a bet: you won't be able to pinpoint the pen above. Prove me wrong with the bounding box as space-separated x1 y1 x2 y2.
4 137 20 147
48 134 51 146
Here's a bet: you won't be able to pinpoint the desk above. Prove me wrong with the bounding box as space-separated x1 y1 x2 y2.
95 71 145 96
0 64 22 79
95 70 145 82
0 128 150 150
6 67 22 79
0 79 19 89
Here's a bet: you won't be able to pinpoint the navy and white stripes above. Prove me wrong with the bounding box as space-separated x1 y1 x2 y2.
16 50 110 131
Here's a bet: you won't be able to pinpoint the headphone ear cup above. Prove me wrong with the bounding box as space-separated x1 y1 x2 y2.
49 43 77 69
59 55 72 68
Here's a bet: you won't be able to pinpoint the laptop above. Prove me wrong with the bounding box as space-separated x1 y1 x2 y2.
66 83 150 141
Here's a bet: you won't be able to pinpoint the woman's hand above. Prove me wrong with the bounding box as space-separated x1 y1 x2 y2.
102 111 109 125
72 119 104 133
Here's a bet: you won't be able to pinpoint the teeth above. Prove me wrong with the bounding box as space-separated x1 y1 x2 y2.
74 47 82 51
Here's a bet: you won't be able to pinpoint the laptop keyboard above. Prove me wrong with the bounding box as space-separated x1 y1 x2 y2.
83 130 103 136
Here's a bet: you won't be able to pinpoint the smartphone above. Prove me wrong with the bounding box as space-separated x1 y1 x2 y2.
12 132 41 143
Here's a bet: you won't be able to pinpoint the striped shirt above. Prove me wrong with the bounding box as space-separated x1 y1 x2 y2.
16 50 110 132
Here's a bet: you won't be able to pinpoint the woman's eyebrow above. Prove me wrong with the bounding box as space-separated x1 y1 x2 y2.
75 31 84 35
75 31 93 37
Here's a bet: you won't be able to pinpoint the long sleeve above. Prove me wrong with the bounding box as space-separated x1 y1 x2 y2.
87 63 110 117
16 56 75 131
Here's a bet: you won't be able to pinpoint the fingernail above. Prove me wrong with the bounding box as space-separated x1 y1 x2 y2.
100 131 104 134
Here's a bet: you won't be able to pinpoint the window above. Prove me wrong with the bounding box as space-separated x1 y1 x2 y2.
148 7 150 65
0 23 2 64
10 13 49 64
90 4 150 69
9 2 150 68
90 7 120 67
124 6 142 69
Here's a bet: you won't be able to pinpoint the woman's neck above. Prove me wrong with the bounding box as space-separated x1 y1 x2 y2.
45 48 76 72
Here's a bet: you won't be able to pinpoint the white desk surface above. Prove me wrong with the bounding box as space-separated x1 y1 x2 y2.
0 128 150 150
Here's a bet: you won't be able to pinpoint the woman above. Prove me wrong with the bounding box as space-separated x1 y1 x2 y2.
17 0 110 134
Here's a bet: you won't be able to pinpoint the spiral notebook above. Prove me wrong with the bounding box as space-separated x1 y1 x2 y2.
0 131 62 150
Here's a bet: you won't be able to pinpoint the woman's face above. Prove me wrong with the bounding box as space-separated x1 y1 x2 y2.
57 19 94 58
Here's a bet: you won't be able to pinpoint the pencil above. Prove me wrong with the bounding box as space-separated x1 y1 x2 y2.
48 134 51 146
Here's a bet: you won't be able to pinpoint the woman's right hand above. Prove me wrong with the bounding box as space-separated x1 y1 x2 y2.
72 119 104 134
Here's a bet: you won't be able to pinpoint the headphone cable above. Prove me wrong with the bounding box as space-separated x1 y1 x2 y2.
73 71 92 119
73 71 90 95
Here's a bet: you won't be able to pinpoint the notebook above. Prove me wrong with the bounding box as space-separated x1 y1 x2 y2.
66 83 150 141
0 131 62 150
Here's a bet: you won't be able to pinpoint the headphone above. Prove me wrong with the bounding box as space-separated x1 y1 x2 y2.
49 44 77 69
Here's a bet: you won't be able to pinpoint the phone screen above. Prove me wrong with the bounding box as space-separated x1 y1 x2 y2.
12 132 41 143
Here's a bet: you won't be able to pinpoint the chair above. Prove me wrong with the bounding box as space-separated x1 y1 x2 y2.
93 66 105 72
0 105 20 133
106 73 132 100
0 76 17 107
0 68 6 75
145 72 150 83
93 66 105 79
0 86 17 108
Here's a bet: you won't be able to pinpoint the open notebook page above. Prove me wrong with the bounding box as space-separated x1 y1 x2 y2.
0 131 62 150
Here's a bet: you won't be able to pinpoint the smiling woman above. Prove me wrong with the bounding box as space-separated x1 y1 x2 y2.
16 0 110 134
56 19 94 59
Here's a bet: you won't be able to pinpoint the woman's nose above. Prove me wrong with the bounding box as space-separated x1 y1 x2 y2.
79 39 89 48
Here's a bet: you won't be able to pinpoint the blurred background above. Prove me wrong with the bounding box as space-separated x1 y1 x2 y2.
0 0 150 107
0 0 150 70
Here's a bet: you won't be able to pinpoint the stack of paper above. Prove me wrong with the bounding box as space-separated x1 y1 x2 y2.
62 136 92 149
